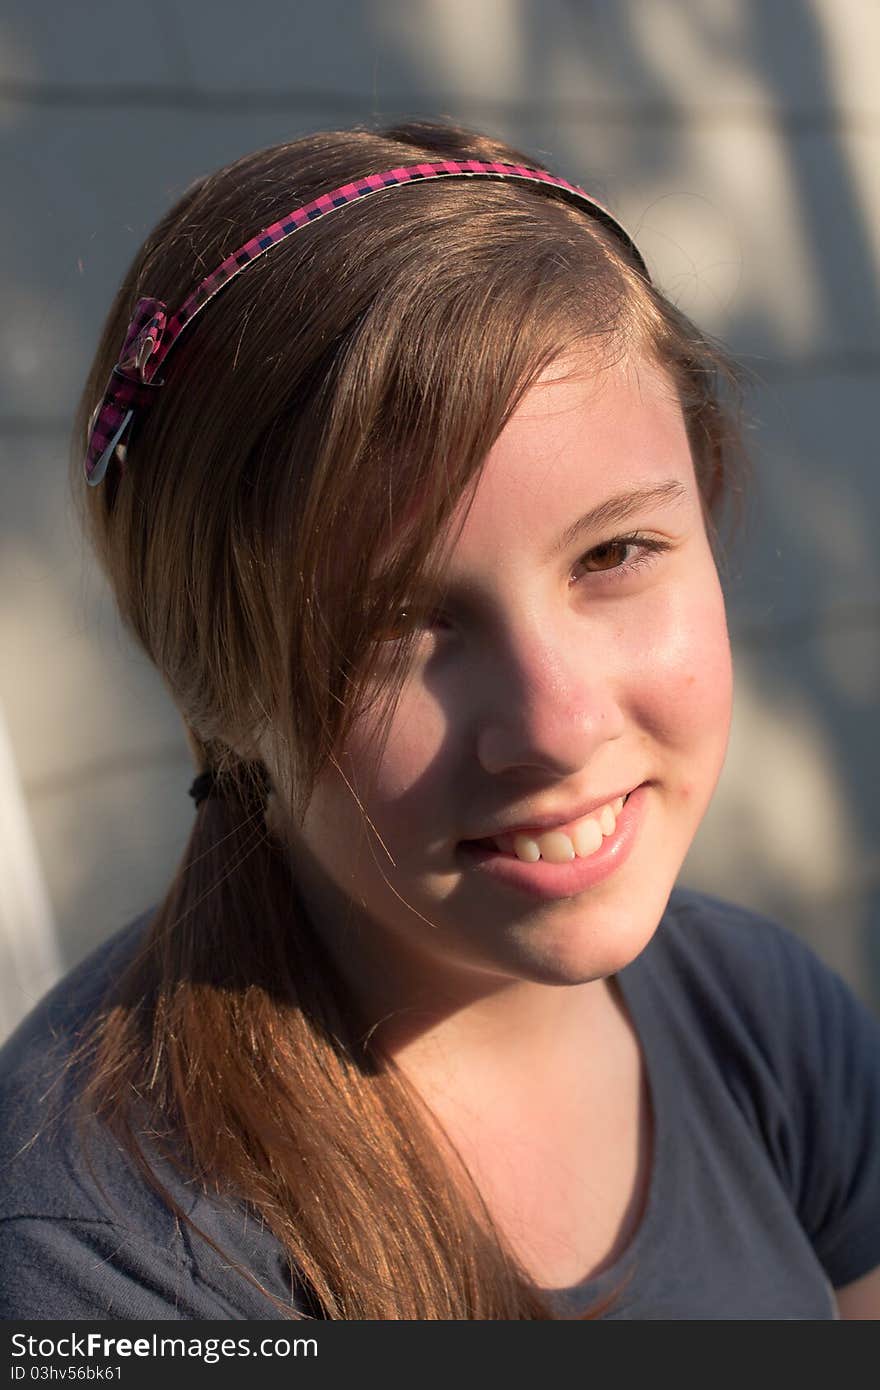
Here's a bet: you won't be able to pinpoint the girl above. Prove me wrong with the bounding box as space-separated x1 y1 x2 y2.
1 121 878 1321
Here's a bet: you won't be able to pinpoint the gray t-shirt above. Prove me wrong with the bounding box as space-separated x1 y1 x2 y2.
1 887 878 1320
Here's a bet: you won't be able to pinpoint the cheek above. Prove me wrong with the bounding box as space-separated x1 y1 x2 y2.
632 570 733 749
337 692 448 816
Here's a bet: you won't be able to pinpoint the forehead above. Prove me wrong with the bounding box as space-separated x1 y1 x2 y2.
488 351 684 468
443 353 695 568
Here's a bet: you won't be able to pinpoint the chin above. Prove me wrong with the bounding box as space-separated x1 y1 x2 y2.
500 895 664 987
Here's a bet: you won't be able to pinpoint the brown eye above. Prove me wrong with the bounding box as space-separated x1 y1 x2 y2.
572 538 637 580
571 534 673 587
374 610 412 643
580 540 632 573
374 605 437 644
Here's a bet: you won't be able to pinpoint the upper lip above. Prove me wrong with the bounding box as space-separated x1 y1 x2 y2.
463 785 641 842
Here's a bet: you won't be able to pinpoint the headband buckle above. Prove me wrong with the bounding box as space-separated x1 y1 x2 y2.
84 298 168 485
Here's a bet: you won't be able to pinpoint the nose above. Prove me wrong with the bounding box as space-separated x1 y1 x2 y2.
473 617 625 777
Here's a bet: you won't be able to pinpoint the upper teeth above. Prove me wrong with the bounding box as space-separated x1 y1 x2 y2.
495 796 626 863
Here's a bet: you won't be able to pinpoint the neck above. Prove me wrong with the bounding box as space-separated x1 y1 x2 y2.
282 827 622 1104
391 975 620 1116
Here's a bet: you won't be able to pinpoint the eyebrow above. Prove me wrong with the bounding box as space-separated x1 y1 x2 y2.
548 479 690 559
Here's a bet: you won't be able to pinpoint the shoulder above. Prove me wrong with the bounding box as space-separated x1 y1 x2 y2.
644 885 856 1027
641 884 880 1096
653 883 811 972
623 885 836 1103
0 909 178 1239
0 909 157 1220
0 912 194 1317
0 911 184 1312
0 911 308 1319
642 886 880 1291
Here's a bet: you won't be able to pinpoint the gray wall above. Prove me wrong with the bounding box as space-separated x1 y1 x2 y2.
1 0 878 1033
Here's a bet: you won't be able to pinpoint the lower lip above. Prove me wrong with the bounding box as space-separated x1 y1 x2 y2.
457 783 649 901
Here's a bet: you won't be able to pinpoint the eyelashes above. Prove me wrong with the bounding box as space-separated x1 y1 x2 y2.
569 531 673 587
377 531 674 643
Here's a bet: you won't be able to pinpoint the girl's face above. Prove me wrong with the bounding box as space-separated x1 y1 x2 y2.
285 353 733 1014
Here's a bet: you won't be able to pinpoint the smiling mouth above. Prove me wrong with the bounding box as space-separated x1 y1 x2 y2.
465 791 633 864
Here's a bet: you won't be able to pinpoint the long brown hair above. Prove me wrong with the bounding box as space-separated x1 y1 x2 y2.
69 120 749 1318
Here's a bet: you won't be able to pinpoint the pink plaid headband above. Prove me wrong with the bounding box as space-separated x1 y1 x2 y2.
84 159 648 486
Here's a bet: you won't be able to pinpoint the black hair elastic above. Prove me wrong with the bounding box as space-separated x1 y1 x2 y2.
188 770 218 808
188 764 273 813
